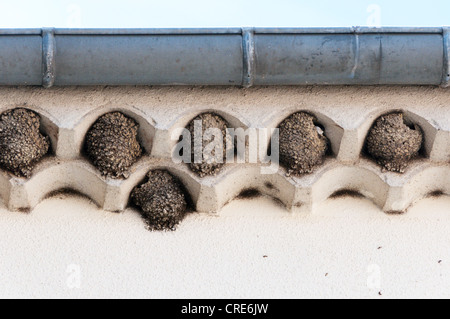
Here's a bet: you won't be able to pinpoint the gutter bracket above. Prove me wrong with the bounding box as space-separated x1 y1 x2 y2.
242 28 255 88
42 28 56 88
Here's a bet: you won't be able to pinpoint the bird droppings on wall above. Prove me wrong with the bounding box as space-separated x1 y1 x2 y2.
279 112 329 177
366 112 423 173
0 108 49 178
237 188 262 200
428 190 445 198
85 112 142 178
329 189 365 199
264 182 277 191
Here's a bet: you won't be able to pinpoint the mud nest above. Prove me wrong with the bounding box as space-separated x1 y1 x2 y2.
131 170 188 231
0 108 50 178
85 112 142 178
279 112 329 176
366 112 423 173
187 112 232 177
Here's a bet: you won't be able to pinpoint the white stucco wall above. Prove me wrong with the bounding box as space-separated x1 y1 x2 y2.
0 193 449 299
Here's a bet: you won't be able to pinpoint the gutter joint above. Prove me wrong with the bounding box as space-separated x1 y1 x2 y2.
242 27 255 88
42 28 56 88
442 27 450 88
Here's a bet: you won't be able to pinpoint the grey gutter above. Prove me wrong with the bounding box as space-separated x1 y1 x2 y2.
0 27 448 87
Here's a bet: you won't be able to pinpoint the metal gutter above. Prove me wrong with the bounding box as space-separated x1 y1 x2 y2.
0 27 448 87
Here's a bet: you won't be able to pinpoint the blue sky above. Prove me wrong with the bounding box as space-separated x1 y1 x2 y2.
0 0 448 28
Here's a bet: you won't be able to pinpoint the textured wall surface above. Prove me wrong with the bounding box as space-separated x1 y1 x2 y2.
0 193 449 299
0 86 448 298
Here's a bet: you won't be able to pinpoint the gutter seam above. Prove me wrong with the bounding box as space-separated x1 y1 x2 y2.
350 27 361 79
242 28 255 88
42 28 56 88
442 27 450 88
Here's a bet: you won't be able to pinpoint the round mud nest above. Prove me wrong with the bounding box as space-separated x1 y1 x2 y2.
186 112 232 178
85 112 142 178
0 108 50 178
131 170 188 231
366 112 423 173
279 112 329 176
